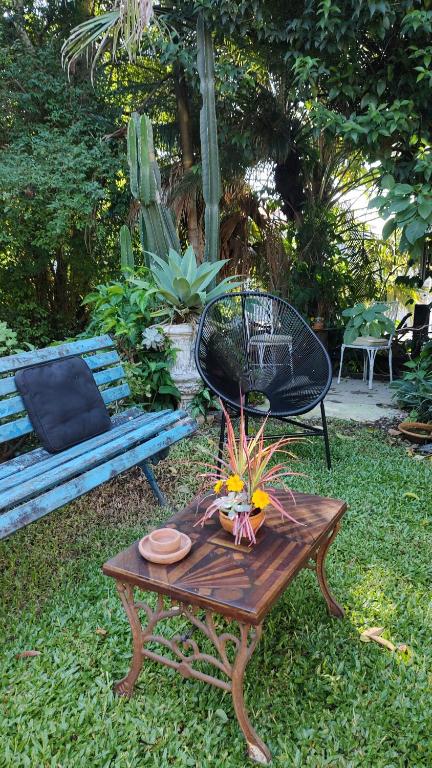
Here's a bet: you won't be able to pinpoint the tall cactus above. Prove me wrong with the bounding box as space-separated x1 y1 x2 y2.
197 13 221 265
120 224 134 271
127 112 180 264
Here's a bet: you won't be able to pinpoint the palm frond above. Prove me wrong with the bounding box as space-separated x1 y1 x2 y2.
62 0 154 74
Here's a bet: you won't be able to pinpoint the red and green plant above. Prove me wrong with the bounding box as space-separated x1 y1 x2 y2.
195 401 301 545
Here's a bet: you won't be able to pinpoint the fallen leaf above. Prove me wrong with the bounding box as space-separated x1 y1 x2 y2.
95 627 108 636
215 708 228 722
360 627 395 652
16 650 41 659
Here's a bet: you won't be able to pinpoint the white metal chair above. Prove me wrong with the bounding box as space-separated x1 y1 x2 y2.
337 302 399 390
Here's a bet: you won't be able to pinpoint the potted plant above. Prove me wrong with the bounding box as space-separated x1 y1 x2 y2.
391 341 432 440
135 246 241 407
342 302 395 345
312 316 325 331
195 402 301 545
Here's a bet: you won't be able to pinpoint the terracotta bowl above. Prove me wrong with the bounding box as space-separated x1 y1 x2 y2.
398 421 432 443
149 528 181 554
139 529 192 564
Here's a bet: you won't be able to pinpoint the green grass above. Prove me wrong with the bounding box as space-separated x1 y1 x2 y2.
0 423 431 768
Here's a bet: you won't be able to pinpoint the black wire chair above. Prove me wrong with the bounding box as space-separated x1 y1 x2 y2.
195 291 333 468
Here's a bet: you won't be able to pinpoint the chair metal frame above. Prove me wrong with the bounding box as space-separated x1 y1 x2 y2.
195 291 333 469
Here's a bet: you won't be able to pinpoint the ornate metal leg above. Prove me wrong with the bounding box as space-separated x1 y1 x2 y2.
114 582 145 696
313 524 344 618
232 624 272 765
113 585 271 763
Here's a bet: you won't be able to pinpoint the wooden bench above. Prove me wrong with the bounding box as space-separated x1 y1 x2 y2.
0 335 197 540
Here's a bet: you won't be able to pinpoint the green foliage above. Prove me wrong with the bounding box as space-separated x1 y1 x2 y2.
370 173 432 261
83 272 157 347
0 34 125 343
0 321 20 356
391 341 432 423
342 302 395 345
189 386 216 418
145 245 241 319
83 271 179 409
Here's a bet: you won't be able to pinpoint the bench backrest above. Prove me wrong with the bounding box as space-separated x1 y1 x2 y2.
0 335 130 446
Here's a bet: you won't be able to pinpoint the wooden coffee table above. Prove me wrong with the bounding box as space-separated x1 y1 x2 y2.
103 491 347 765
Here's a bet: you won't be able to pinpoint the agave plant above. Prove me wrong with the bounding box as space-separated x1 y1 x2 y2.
135 245 241 319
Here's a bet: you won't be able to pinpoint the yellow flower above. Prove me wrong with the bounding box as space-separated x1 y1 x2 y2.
213 479 224 494
251 489 270 510
226 474 244 493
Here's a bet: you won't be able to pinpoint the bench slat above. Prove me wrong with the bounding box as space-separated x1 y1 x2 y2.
0 408 144 481
102 382 130 405
0 410 186 510
0 383 131 443
0 335 114 374
0 350 121 400
0 417 196 539
0 410 170 493
94 365 125 388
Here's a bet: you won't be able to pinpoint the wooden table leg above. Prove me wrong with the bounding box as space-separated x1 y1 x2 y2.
232 623 272 765
314 523 344 618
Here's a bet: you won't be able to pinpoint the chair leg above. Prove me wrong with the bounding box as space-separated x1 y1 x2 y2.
337 345 345 384
368 349 378 390
320 401 331 470
139 461 167 507
217 409 226 469
388 347 393 383
244 393 249 438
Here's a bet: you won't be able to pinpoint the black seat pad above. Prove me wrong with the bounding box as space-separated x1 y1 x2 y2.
15 356 111 453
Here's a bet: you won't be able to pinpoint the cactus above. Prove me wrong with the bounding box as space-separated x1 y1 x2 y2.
120 224 134 271
197 13 221 266
126 112 180 264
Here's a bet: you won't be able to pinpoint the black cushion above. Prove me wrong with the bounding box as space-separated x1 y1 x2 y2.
15 356 111 453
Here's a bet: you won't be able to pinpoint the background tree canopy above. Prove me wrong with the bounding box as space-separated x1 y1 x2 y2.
0 0 430 344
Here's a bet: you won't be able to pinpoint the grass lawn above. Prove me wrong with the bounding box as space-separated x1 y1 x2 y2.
0 422 431 768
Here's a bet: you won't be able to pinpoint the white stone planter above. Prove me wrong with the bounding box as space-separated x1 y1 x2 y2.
164 323 201 409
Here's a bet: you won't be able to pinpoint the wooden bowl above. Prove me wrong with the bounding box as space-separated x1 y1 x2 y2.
398 422 432 443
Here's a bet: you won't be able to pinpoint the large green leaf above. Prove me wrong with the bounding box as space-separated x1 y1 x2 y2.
405 218 428 244
173 276 193 303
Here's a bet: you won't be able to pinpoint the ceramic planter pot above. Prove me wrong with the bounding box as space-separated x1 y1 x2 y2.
398 421 432 443
219 508 266 540
164 323 201 409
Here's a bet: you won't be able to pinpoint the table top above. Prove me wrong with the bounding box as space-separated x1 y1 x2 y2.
103 491 347 625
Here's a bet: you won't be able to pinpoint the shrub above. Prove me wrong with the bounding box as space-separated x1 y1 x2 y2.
391 341 432 423
83 270 179 410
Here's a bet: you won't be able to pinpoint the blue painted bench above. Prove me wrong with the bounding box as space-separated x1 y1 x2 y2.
0 335 197 540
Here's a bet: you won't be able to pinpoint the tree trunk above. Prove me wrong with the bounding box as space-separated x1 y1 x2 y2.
173 64 204 259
